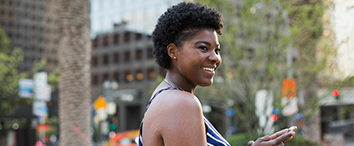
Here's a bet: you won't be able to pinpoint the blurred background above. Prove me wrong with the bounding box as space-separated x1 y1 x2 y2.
0 0 353 146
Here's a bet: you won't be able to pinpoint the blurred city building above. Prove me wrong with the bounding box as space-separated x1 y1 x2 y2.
330 0 354 78
90 22 163 132
90 0 182 37
0 0 60 73
0 0 59 145
320 0 354 144
89 0 184 141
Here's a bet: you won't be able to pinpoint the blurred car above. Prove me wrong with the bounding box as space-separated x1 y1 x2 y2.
117 137 137 146
110 129 139 146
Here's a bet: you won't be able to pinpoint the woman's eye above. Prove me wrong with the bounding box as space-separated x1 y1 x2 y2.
215 48 221 54
199 46 207 51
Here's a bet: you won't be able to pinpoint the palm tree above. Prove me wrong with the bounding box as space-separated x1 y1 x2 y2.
58 0 92 145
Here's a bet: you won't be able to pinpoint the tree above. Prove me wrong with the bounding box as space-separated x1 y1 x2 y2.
57 0 92 145
0 26 27 115
196 0 343 143
0 26 50 115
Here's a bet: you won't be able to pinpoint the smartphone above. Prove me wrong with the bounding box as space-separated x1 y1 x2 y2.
287 126 297 133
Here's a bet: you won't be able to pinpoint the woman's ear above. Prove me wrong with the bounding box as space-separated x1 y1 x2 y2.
167 43 178 60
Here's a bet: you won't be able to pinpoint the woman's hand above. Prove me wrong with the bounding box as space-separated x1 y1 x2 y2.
247 129 295 146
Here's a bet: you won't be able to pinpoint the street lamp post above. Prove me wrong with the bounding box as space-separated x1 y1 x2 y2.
103 80 119 102
99 80 119 144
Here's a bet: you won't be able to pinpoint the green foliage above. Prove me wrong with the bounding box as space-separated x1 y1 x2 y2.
195 0 339 140
0 25 29 115
45 116 59 136
0 25 11 54
0 26 60 115
228 133 257 146
48 68 61 91
0 46 28 115
284 135 320 146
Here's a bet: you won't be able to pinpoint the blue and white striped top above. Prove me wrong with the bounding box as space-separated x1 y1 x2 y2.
138 87 230 146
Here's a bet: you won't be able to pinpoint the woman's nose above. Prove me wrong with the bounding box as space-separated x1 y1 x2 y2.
209 51 221 63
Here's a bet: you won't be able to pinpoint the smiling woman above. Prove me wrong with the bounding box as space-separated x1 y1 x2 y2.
138 2 229 146
138 2 295 146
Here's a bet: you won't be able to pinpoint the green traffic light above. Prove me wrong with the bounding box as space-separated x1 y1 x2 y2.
109 123 116 130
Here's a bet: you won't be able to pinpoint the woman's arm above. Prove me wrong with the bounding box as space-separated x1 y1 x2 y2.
160 92 207 146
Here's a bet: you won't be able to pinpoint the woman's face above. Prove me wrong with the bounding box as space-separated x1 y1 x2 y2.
174 29 221 87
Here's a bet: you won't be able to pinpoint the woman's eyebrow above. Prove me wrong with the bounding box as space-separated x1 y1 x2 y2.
195 41 211 46
195 41 220 48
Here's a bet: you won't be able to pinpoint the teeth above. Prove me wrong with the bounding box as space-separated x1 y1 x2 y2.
203 67 214 72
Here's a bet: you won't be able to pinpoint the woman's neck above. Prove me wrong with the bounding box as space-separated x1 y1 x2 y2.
164 71 196 94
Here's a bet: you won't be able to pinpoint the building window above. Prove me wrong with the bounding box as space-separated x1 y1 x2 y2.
114 34 120 44
8 22 13 28
124 51 131 62
113 53 119 64
147 47 154 59
114 72 120 83
92 55 99 66
136 49 142 61
124 32 130 43
125 71 133 82
148 68 156 79
103 54 109 65
93 38 98 48
136 70 144 81
103 35 109 46
92 74 99 85
103 73 109 83
136 33 142 41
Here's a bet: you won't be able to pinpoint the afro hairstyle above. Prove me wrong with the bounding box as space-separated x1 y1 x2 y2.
152 2 224 69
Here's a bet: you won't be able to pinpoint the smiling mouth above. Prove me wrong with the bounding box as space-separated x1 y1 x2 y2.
203 67 215 72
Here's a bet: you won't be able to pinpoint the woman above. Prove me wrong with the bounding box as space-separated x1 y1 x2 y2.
138 2 295 146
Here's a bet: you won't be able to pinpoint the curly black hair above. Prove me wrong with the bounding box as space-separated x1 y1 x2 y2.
152 2 224 69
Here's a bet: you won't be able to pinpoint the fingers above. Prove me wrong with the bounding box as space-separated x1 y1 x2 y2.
275 131 295 144
270 129 287 139
247 140 254 146
253 135 271 144
251 129 296 146
282 131 295 143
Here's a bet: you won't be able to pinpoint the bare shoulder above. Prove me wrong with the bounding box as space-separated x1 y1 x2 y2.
163 90 202 110
143 89 207 145
160 90 206 145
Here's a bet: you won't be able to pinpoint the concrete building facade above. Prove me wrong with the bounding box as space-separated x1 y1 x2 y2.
91 23 165 132
0 0 60 73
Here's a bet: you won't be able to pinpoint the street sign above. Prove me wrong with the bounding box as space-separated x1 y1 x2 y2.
281 78 298 116
33 101 48 122
120 94 134 102
34 72 51 101
94 96 107 110
281 78 297 98
35 84 51 101
19 79 34 98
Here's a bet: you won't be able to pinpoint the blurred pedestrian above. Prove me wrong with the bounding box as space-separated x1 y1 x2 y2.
138 2 295 146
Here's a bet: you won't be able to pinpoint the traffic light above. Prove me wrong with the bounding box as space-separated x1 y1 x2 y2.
108 115 118 131
109 123 116 131
270 114 278 122
333 89 340 99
